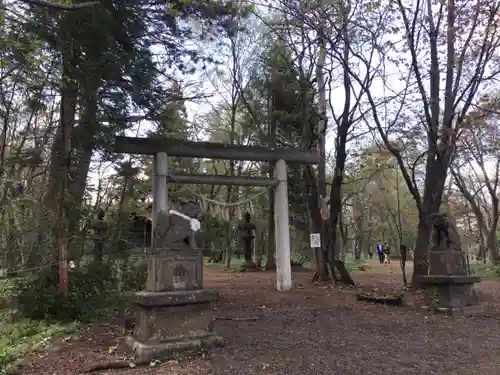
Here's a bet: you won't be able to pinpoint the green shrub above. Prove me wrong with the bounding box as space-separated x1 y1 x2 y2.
471 263 500 279
0 318 76 375
291 252 308 267
122 260 147 291
344 257 367 271
13 262 119 322
293 246 312 265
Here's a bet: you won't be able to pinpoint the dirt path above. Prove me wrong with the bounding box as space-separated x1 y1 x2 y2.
20 262 500 375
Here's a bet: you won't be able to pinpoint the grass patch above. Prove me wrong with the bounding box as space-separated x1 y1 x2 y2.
203 256 233 269
344 257 369 272
0 267 129 375
0 311 77 374
204 256 254 271
0 292 127 375
204 255 312 272
203 254 367 272
470 263 500 280
219 257 246 271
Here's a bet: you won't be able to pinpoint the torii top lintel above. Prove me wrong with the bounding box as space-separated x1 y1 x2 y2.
109 136 319 164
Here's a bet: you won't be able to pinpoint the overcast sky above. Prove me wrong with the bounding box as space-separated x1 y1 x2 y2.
87 3 498 207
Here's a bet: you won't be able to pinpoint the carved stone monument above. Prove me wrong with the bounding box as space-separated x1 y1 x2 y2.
237 212 257 270
126 202 223 361
421 213 482 315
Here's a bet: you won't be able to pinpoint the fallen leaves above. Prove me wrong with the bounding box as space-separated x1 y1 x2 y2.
16 263 500 375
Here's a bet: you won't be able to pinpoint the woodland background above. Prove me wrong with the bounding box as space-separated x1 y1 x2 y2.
0 0 499 320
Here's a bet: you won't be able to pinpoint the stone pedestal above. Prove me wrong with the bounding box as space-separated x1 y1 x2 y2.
126 289 223 361
428 250 467 275
421 275 482 315
421 213 482 316
126 211 224 362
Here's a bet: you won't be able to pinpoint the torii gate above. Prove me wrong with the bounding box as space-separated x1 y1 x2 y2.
109 136 319 291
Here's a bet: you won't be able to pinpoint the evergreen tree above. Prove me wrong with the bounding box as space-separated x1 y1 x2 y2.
242 37 318 266
18 0 248 265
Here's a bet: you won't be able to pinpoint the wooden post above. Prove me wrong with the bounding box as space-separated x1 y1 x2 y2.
274 159 292 291
152 152 168 242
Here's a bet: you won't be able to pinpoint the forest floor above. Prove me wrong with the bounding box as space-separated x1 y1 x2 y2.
18 260 500 375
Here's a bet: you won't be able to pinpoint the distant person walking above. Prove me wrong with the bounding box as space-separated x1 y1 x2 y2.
383 242 390 264
376 241 384 264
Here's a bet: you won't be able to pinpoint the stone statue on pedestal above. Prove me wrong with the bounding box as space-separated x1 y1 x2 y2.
421 212 482 315
431 212 461 249
428 213 466 275
238 212 257 269
126 205 222 362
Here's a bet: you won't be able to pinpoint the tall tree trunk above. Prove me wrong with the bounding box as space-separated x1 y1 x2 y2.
354 220 363 260
54 24 79 295
28 44 78 270
324 2 352 279
487 228 499 264
411 162 448 288
314 12 330 281
489 197 499 263
305 166 327 278
67 83 99 252
327 76 350 272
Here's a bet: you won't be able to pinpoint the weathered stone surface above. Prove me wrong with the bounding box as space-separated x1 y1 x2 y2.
421 213 481 314
430 212 462 248
146 210 204 293
134 289 219 307
421 275 481 284
126 333 224 362
147 255 203 292
428 213 468 275
133 303 215 344
153 210 194 252
127 208 223 361
422 278 479 308
178 198 201 220
428 251 467 275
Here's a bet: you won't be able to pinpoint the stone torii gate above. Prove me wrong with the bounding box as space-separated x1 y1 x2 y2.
110 136 319 291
